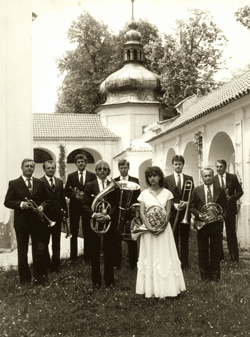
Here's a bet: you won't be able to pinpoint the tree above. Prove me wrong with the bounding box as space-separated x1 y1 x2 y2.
55 12 161 114
235 5 250 29
159 9 228 109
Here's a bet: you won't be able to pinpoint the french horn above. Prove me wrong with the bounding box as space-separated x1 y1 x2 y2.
196 202 224 230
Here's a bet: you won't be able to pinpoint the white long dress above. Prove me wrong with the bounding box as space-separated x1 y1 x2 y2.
136 188 186 298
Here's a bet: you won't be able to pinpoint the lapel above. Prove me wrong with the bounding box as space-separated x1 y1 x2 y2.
17 176 30 194
198 185 206 205
32 178 39 197
225 172 232 189
42 175 56 192
213 184 221 203
93 179 100 194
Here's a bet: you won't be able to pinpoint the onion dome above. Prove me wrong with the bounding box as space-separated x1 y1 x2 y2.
100 0 161 105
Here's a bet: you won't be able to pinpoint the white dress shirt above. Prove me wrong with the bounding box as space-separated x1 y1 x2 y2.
97 177 108 191
219 174 226 188
22 175 33 188
120 175 128 181
204 184 214 203
78 170 86 184
174 172 183 189
45 175 55 186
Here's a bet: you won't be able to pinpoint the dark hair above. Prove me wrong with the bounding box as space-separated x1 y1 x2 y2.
74 154 87 164
145 166 164 187
43 160 56 170
172 155 185 165
216 159 227 169
95 160 111 175
21 158 35 167
118 159 130 168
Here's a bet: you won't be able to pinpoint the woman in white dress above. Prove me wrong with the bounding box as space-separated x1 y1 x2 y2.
135 166 186 298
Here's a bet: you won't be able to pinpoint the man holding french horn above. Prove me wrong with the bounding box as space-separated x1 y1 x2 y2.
190 167 227 282
4 158 50 286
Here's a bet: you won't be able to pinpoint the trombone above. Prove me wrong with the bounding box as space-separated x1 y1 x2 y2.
69 186 84 200
172 180 193 232
25 197 56 227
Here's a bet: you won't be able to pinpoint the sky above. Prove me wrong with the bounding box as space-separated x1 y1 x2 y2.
32 0 250 113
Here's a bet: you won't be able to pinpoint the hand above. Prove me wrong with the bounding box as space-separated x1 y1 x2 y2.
76 194 84 200
22 202 32 210
96 214 109 223
179 201 187 211
37 206 44 212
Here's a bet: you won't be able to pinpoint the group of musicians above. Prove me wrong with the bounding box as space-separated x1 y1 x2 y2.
4 154 243 287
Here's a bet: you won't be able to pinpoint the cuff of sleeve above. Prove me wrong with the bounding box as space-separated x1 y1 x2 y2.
20 202 24 209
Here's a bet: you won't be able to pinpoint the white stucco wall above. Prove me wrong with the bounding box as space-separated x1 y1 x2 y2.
0 0 33 251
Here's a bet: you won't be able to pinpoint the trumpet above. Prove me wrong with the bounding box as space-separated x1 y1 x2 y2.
173 180 193 232
69 186 84 200
60 209 72 239
25 197 56 227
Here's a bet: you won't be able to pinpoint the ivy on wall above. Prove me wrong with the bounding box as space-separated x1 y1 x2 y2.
194 131 203 159
58 144 67 184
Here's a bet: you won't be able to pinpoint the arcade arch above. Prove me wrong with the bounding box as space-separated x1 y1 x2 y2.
139 159 152 191
183 142 199 186
165 148 175 176
66 148 102 175
33 148 55 178
208 132 235 173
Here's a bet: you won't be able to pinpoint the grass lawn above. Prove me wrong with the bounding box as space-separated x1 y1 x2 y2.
1 229 250 337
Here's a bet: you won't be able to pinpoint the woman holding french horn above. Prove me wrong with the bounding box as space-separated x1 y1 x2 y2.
134 166 186 298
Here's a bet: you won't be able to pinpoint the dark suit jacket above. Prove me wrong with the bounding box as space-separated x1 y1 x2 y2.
190 184 227 224
114 175 140 206
81 179 120 230
163 173 194 220
65 170 96 213
4 176 49 230
214 172 243 214
40 176 67 221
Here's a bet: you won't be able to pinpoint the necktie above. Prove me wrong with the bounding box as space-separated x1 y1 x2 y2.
50 178 55 190
27 179 33 196
221 176 225 188
80 172 83 186
177 174 181 194
102 181 105 190
207 186 213 204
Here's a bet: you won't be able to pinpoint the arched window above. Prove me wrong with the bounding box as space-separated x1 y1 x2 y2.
134 50 137 60
67 149 94 164
127 50 130 60
34 149 52 163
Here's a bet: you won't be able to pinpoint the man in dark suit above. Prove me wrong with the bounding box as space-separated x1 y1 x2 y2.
114 159 140 270
163 155 194 270
65 154 96 261
4 158 50 286
40 160 68 272
214 159 243 264
81 160 119 289
190 167 227 281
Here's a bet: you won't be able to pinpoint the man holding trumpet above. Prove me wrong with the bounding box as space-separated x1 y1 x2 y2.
4 158 50 286
65 154 96 262
163 155 194 270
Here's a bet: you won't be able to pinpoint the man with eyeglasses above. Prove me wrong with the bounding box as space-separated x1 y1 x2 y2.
65 154 96 262
214 159 243 265
81 160 119 289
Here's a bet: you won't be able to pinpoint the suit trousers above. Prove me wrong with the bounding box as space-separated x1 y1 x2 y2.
46 218 62 271
70 211 92 260
225 212 239 262
170 217 190 269
90 227 115 287
197 222 221 280
115 237 137 269
15 224 48 285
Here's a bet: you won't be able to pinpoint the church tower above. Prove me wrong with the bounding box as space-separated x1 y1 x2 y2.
96 0 162 151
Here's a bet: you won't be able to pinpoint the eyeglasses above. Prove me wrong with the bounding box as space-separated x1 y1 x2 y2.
97 167 108 172
216 166 224 168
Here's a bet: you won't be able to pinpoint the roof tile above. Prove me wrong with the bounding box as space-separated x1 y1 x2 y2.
33 113 119 139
